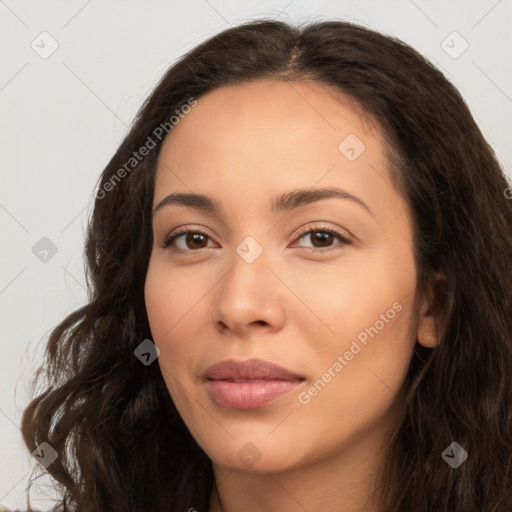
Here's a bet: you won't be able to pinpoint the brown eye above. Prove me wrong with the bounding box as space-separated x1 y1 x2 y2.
309 230 335 248
294 226 352 252
163 230 214 251
161 225 352 254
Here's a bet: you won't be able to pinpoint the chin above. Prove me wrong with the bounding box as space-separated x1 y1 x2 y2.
200 433 306 474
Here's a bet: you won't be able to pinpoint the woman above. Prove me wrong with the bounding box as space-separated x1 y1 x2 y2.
19 18 512 512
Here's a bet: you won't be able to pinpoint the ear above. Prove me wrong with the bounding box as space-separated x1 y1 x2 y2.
416 274 445 348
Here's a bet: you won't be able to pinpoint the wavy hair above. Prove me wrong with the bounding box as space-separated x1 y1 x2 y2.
20 18 512 512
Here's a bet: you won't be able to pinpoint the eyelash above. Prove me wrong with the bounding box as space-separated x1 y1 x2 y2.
160 224 352 254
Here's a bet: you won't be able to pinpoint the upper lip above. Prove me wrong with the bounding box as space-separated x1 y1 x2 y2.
204 358 305 381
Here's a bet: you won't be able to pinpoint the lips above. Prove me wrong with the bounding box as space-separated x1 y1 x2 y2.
203 358 305 409
204 358 305 382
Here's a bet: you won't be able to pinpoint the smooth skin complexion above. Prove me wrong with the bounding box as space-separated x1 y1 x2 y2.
144 80 440 512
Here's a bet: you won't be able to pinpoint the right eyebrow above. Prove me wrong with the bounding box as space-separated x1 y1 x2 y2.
152 192 221 217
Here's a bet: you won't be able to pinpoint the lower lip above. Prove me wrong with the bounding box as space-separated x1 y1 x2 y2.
205 379 304 409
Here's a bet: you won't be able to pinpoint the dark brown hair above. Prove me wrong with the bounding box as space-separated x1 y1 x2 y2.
20 19 512 512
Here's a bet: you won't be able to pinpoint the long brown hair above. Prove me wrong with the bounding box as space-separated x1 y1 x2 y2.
20 19 512 512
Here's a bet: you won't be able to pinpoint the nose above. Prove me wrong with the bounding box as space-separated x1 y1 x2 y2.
212 245 286 337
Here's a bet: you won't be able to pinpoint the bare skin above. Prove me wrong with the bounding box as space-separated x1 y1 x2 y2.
144 80 439 512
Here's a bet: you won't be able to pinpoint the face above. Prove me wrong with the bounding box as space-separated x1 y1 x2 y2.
144 80 434 475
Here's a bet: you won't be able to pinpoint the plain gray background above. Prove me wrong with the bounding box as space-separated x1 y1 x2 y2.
1 0 511 509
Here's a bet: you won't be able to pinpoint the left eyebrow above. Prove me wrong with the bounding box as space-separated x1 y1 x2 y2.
152 186 374 218
270 186 374 217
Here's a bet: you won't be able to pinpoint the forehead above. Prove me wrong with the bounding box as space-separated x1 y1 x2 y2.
153 80 403 225
164 79 380 147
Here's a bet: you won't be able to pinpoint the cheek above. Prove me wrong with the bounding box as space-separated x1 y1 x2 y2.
144 259 218 392
294 270 416 442
144 261 218 444
290 245 418 404
288 251 416 344
144 259 206 341
144 262 194 376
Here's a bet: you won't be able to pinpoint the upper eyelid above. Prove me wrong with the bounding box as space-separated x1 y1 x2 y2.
166 220 352 237
167 224 349 239
295 223 351 238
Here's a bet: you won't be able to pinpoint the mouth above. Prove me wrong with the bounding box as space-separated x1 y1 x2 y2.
204 378 305 409
203 358 306 409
